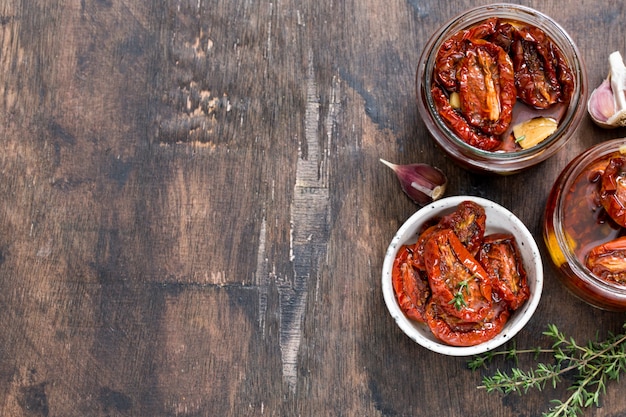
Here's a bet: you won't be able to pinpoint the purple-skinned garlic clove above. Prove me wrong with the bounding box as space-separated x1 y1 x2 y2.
380 158 447 206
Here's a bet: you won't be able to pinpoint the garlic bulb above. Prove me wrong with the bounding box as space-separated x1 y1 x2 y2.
588 51 626 128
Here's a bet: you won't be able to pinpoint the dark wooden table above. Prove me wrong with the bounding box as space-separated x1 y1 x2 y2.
2 0 626 416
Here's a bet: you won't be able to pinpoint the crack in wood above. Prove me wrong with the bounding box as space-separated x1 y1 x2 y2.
255 216 270 337
279 49 332 393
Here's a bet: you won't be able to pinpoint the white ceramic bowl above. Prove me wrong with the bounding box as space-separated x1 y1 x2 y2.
381 196 543 356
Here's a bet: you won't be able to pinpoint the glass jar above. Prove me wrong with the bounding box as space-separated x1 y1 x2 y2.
544 139 626 311
416 3 587 175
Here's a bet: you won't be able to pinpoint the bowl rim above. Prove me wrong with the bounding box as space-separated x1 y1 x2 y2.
381 195 543 356
415 3 587 174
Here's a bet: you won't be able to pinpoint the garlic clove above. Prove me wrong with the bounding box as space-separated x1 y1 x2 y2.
380 159 447 206
512 117 558 149
588 51 626 128
449 92 461 109
588 79 615 124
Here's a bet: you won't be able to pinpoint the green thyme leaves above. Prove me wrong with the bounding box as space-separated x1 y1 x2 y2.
448 279 469 311
468 323 626 417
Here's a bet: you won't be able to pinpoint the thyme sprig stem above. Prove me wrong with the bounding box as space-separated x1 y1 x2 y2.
448 279 469 311
468 323 626 417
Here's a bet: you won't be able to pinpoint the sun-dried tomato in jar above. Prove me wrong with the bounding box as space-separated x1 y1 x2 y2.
544 140 626 311
430 17 574 152
600 157 626 228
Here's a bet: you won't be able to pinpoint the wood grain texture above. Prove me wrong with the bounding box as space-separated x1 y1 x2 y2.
1 0 626 416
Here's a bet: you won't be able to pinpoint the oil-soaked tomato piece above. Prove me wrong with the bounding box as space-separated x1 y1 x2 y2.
512 25 574 109
600 157 626 227
478 233 530 310
586 237 626 285
392 244 431 322
431 85 502 151
425 301 510 347
439 200 487 255
458 39 516 136
489 21 516 53
411 224 442 271
434 17 498 91
423 229 492 322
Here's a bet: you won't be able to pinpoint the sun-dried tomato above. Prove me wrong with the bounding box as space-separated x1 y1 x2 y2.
600 157 626 227
489 21 516 53
423 229 493 322
512 25 574 109
411 224 442 271
554 43 575 105
586 237 626 285
439 200 486 255
435 17 498 91
392 244 431 322
425 300 510 347
431 85 502 151
458 39 516 135
478 233 530 310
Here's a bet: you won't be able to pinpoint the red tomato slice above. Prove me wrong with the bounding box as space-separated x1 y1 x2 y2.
392 244 431 322
478 233 530 310
439 200 486 255
458 39 516 136
434 17 498 91
411 224 442 271
586 236 626 284
431 85 502 151
423 229 492 322
425 301 510 347
600 157 626 227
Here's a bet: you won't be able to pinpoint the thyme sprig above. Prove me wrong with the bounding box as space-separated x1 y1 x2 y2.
448 279 469 311
468 323 626 417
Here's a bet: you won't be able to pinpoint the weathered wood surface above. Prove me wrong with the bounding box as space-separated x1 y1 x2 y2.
1 0 626 416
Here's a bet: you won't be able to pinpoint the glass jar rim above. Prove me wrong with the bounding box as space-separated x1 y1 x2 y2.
416 3 587 173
